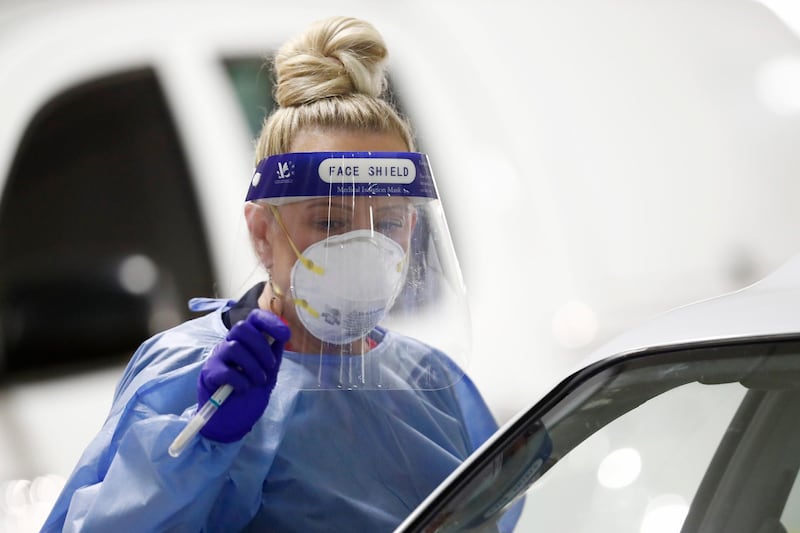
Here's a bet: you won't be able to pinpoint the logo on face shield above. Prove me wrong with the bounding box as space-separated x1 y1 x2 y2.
276 161 295 181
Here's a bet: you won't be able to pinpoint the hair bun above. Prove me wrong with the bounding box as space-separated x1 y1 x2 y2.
273 16 389 107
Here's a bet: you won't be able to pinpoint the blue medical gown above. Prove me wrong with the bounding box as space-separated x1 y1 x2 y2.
42 305 498 532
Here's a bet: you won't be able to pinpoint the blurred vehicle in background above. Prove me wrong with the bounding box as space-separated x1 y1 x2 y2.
2 0 800 530
398 253 800 533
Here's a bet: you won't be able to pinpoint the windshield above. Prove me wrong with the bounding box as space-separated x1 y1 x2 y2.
402 338 800 533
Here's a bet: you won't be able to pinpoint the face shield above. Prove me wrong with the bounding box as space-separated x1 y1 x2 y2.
246 152 470 390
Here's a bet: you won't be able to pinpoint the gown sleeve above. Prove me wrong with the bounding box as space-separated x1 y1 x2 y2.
41 316 271 533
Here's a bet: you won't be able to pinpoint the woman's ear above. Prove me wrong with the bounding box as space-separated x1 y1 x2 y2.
244 202 274 268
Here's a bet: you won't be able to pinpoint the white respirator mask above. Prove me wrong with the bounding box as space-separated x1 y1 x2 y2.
289 229 408 345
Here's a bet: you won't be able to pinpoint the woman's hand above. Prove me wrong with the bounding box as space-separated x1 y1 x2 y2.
197 309 291 442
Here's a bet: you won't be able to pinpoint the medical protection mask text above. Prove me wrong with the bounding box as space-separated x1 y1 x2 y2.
286 229 408 345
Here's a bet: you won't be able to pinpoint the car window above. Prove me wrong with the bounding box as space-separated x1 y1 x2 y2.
223 57 275 139
400 339 800 533
784 473 800 530
0 68 216 377
519 381 745 532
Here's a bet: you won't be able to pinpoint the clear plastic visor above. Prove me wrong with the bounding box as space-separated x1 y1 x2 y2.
245 152 469 390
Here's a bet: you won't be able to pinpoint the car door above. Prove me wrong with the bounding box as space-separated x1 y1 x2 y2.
396 337 800 532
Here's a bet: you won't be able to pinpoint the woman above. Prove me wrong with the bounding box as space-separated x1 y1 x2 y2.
43 16 497 532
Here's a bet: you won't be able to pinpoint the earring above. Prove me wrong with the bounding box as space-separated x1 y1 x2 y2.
268 279 284 316
269 296 280 315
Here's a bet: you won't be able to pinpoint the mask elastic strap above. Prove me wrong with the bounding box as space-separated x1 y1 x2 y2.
268 204 325 275
267 204 323 319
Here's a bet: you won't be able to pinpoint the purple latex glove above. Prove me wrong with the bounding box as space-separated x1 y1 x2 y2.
197 309 291 443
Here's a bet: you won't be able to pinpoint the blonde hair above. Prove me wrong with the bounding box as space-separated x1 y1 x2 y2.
255 16 415 160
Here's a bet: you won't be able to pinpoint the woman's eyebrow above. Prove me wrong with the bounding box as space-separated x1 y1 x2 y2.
304 200 352 211
373 204 412 215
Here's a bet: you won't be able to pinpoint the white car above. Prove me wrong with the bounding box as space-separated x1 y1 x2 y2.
397 252 800 532
1 0 800 530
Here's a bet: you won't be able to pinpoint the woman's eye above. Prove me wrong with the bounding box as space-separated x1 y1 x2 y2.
376 219 405 232
316 219 347 231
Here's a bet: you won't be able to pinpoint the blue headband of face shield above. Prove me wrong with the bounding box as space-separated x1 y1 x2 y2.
246 152 439 204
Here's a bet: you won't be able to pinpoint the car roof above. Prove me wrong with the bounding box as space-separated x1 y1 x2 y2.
579 251 800 367
479 250 800 448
